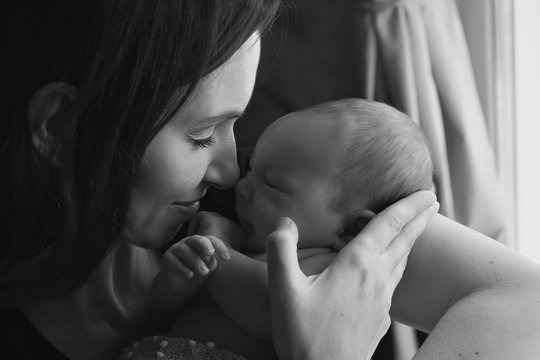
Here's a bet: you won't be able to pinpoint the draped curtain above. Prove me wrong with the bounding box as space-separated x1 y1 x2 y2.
237 0 506 242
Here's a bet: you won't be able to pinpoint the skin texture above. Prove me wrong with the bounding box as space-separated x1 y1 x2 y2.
236 112 357 253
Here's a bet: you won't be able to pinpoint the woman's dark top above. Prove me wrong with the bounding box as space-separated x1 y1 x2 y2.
0 310 69 360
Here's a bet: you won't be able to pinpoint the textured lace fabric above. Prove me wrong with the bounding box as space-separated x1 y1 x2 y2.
118 336 247 360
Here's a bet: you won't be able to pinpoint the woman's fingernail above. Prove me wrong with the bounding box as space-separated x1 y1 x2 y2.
222 252 230 260
431 201 440 214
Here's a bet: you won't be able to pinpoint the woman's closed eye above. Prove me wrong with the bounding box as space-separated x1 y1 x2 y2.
188 127 216 149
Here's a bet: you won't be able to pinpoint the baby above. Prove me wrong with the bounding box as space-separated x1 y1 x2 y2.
122 99 433 359
235 98 433 254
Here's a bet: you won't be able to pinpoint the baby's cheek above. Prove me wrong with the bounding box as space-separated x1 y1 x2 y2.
252 198 289 249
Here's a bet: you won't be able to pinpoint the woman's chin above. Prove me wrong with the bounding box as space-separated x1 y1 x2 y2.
121 203 200 248
120 218 185 249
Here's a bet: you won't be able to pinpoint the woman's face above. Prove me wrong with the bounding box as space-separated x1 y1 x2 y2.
121 34 261 249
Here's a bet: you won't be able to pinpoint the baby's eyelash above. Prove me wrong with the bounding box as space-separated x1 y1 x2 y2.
189 136 216 149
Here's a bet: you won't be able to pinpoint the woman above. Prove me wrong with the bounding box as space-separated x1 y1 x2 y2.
1 1 539 360
0 1 433 359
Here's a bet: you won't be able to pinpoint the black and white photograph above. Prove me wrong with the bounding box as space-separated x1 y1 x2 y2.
1 1 539 359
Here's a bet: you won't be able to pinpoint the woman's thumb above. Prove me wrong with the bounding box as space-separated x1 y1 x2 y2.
266 217 304 294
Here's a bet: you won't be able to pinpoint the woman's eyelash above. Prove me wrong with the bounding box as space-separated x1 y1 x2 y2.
189 136 216 149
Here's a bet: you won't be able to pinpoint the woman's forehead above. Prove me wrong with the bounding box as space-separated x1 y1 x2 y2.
167 33 261 129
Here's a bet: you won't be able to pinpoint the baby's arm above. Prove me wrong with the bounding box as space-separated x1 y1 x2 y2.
206 247 337 338
184 211 270 337
190 211 337 338
206 250 271 338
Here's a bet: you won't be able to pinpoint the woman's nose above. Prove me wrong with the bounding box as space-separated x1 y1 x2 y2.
204 132 240 190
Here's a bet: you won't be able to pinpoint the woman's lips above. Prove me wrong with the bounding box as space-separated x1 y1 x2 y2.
173 198 202 207
171 200 201 218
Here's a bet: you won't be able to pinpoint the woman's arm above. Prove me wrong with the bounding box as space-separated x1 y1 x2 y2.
392 214 540 359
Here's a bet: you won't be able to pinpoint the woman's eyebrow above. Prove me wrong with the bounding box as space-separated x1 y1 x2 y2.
198 110 245 126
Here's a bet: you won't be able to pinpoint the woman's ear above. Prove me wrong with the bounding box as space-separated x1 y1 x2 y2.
28 82 78 166
333 209 376 250
28 83 80 239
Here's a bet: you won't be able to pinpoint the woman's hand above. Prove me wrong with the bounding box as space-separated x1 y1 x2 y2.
266 190 438 360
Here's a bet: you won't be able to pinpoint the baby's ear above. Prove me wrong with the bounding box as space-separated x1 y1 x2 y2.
27 82 78 166
333 210 376 251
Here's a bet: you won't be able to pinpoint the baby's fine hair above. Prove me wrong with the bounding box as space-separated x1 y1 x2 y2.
302 98 433 213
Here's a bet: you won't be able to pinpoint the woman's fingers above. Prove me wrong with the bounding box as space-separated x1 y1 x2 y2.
351 190 437 253
382 202 439 295
385 201 439 269
265 217 306 360
386 254 409 292
265 217 304 297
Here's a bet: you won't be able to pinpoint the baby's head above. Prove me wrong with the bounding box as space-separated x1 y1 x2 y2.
235 98 433 253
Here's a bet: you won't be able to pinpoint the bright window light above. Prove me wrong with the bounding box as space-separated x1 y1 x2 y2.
515 0 540 263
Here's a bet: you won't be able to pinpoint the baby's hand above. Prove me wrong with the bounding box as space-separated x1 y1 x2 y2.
162 235 231 279
188 211 245 250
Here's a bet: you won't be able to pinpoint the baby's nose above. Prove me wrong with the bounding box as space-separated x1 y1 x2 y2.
235 175 252 200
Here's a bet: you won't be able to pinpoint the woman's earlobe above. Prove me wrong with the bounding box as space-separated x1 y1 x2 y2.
27 82 78 165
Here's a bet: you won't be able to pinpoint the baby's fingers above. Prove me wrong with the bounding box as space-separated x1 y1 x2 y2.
169 241 211 276
163 249 196 278
206 235 231 261
183 235 215 263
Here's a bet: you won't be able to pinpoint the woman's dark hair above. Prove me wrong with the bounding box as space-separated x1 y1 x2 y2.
0 0 279 306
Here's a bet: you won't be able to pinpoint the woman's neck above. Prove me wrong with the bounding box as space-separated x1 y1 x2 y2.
23 242 162 360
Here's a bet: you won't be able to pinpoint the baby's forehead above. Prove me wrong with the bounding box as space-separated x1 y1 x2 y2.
254 110 349 167
268 109 350 142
